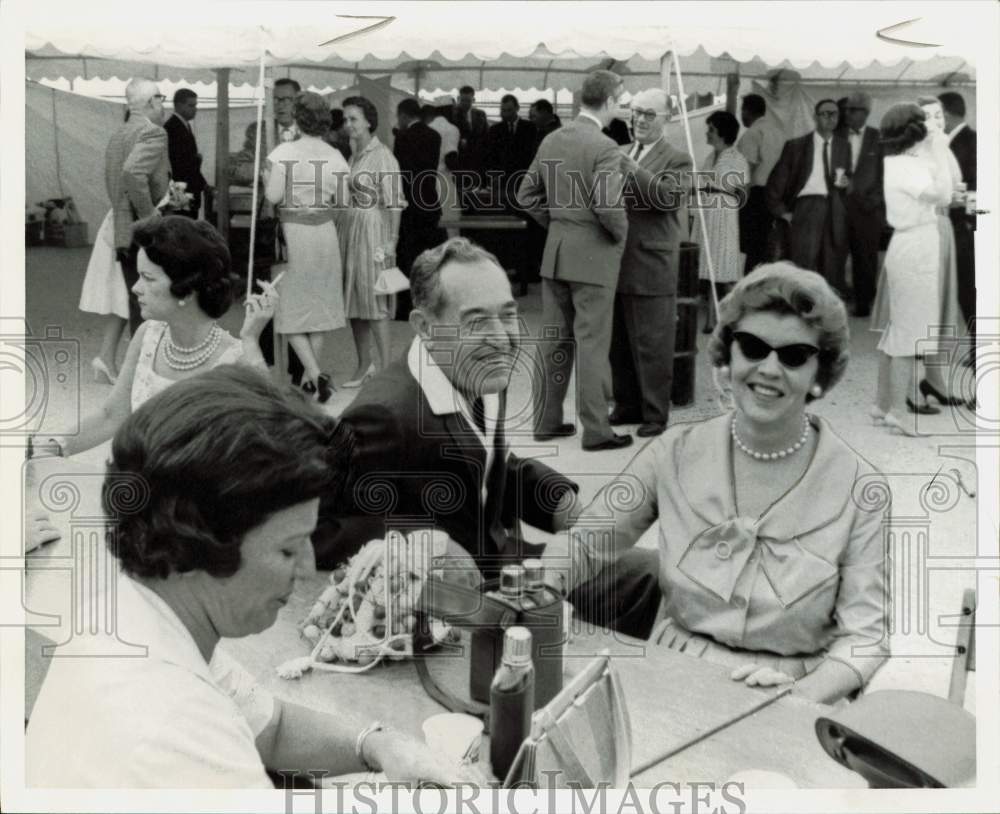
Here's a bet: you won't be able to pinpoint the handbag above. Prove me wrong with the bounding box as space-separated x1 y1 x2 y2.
373 266 410 295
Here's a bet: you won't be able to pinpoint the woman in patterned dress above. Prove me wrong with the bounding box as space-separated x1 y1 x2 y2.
693 111 750 332
338 96 406 387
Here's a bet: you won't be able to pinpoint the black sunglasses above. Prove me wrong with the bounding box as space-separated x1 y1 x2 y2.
732 331 820 369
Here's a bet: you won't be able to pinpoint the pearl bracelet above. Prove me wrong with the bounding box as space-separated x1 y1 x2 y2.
355 720 385 772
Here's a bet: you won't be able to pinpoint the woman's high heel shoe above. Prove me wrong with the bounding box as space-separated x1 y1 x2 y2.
316 373 334 404
342 363 375 389
919 378 965 407
91 358 117 385
883 411 920 437
906 397 940 415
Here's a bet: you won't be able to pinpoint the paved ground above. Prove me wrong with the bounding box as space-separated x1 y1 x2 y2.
24 245 982 710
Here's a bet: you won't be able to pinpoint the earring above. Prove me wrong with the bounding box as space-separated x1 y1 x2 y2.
177 299 186 307
810 384 823 398
717 365 731 380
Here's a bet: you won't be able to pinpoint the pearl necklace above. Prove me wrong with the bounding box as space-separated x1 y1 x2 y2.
731 414 811 462
164 323 222 371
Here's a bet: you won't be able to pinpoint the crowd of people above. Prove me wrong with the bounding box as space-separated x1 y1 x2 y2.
28 66 981 787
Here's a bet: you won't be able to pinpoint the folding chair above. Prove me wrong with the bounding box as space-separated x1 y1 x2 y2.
947 588 976 707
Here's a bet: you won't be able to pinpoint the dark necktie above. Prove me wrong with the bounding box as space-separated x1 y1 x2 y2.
822 138 832 190
634 142 644 161
471 397 487 435
508 122 514 136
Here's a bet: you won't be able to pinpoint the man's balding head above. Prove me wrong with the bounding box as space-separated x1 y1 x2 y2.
126 78 164 124
631 88 669 144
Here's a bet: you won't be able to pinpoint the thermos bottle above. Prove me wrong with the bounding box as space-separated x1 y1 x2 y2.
489 626 535 782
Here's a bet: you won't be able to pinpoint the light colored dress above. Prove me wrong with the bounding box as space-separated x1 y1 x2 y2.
265 135 350 334
131 321 243 411
692 146 749 283
339 136 406 320
877 152 951 357
78 210 129 320
569 413 889 688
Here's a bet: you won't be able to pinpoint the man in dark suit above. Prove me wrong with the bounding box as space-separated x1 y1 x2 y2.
312 237 661 637
523 100 562 286
163 88 207 219
485 94 538 204
454 85 490 191
105 78 169 332
940 91 977 340
394 98 447 280
766 99 851 295
518 70 632 452
529 99 562 149
837 91 884 317
609 89 692 438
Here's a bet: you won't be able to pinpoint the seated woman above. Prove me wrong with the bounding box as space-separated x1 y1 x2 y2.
558 264 889 704
27 216 275 549
27 364 476 788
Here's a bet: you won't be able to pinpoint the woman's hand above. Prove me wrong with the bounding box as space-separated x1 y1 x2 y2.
367 728 488 787
240 283 279 341
26 507 61 552
731 663 795 688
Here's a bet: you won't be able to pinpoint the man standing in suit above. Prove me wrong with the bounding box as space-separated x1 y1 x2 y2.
104 78 169 333
737 93 783 272
394 98 447 282
312 237 661 637
940 91 977 341
766 99 851 294
609 89 692 438
529 99 562 149
518 70 632 452
455 85 489 187
163 88 207 219
837 91 884 317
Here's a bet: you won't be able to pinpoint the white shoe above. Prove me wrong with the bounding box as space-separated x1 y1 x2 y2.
342 364 376 389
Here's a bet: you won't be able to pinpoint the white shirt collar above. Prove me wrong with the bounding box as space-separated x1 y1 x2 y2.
632 135 662 158
948 121 967 143
578 110 604 129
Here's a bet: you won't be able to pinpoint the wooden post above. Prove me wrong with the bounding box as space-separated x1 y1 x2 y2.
214 67 231 240
725 71 740 114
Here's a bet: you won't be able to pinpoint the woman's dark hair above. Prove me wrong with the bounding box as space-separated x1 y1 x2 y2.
132 216 238 318
294 91 331 137
707 262 850 401
707 110 740 146
104 364 353 580
880 103 927 156
342 95 379 133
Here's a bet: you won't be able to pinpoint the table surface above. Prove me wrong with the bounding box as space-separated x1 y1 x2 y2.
440 215 528 229
23 459 860 788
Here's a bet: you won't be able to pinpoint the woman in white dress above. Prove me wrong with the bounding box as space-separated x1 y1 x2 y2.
693 111 750 332
872 104 953 435
78 209 128 384
264 91 350 403
26 217 274 547
27 364 480 788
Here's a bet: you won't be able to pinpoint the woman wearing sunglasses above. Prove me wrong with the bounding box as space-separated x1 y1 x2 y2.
558 264 889 704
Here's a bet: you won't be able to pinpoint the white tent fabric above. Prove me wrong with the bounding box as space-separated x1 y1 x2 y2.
25 2 981 90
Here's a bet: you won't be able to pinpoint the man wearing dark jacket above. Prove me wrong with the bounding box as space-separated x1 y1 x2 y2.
164 88 207 218
940 91 977 340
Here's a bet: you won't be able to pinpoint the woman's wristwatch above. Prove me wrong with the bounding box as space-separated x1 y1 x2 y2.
355 720 386 772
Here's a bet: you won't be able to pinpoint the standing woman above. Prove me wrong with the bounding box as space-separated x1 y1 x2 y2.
338 96 406 387
693 111 750 333
264 91 350 402
872 104 953 435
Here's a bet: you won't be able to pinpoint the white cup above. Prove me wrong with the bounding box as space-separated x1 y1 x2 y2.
422 713 484 764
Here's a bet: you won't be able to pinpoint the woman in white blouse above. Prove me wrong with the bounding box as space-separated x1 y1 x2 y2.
27 364 475 788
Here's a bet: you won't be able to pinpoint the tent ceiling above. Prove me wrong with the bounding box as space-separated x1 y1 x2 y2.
24 2 981 90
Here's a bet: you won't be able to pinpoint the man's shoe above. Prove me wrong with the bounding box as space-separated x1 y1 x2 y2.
609 409 642 426
582 433 633 452
534 424 577 441
637 422 666 437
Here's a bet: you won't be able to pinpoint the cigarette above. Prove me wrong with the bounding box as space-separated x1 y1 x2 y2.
261 271 285 289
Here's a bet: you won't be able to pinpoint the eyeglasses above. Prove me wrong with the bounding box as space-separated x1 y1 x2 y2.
732 331 820 369
631 108 662 123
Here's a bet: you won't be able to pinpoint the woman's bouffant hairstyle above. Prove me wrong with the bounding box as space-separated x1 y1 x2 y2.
880 103 927 156
707 110 740 146
707 263 850 401
342 95 379 133
103 364 354 580
132 216 238 318
294 91 332 137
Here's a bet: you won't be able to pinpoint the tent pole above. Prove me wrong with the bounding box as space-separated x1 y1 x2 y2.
660 51 671 99
246 51 266 298
214 68 231 241
670 50 719 314
726 71 740 114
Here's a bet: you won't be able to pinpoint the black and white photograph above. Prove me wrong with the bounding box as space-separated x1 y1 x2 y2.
1 1 997 812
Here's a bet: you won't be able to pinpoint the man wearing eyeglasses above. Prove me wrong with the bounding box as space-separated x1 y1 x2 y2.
609 88 692 438
105 78 169 332
766 99 850 296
